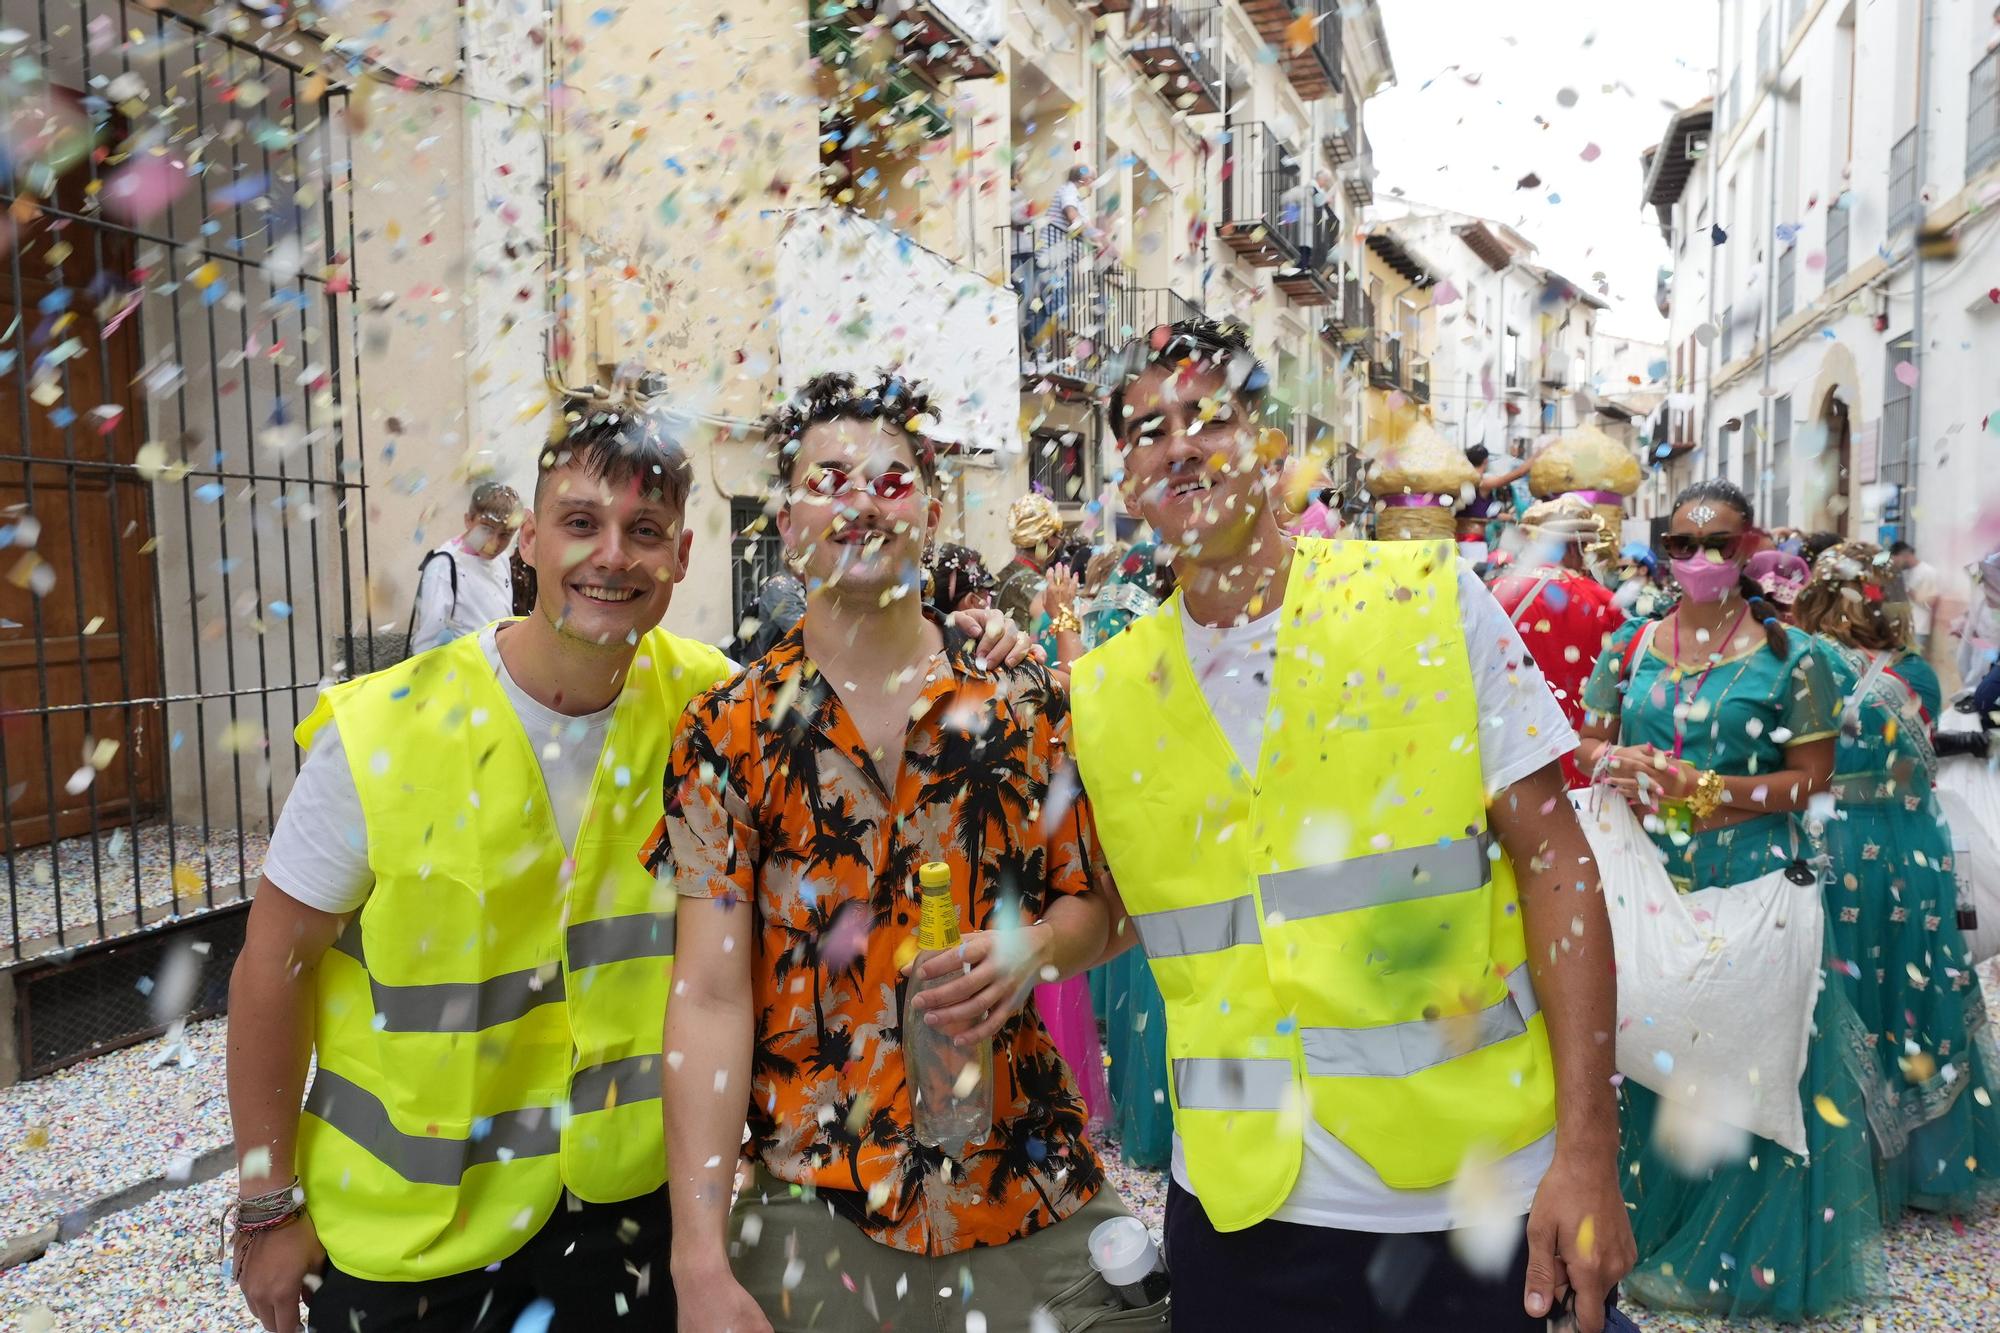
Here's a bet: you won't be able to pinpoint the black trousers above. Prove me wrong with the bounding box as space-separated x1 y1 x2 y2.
307 1189 672 1333
1164 1180 1544 1333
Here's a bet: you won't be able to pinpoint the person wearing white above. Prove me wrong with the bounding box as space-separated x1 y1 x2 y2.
1172 564 1574 1232
407 482 521 655
1891 541 1940 653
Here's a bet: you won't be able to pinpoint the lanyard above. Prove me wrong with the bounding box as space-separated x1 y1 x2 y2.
1668 602 1752 760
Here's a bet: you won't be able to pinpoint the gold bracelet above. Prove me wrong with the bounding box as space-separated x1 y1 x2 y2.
1048 607 1082 635
1684 768 1726 820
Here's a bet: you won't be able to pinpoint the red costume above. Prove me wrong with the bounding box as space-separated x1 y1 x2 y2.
1491 565 1627 788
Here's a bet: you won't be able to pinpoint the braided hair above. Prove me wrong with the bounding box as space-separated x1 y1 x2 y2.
1670 477 1790 658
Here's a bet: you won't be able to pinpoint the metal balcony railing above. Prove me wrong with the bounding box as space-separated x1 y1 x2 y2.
1407 358 1430 404
1368 335 1403 390
1971 50 2000 179
1127 1 1223 115
1240 0 1341 101
1220 121 1304 268
1003 223 1128 386
1888 127 1920 234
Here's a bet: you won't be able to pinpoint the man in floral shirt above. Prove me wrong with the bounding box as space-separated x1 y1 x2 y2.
651 372 1140 1332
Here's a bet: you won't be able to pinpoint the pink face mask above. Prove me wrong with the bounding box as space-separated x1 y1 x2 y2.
1670 555 1743 603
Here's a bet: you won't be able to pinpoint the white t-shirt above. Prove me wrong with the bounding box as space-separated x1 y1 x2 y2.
1167 564 1576 1233
264 625 615 915
1904 560 1940 635
409 536 515 656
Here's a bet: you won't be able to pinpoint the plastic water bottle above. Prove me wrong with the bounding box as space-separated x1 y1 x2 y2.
903 861 993 1158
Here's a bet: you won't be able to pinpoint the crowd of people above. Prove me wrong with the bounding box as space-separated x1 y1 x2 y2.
222 316 2000 1333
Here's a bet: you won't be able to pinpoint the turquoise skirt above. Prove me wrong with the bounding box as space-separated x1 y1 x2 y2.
1087 949 1171 1171
1820 796 2000 1218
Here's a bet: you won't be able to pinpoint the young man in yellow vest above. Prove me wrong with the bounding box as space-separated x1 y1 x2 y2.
223 399 728 1331
1060 321 1634 1331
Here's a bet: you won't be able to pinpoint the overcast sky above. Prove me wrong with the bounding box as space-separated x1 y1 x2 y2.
1368 0 1718 342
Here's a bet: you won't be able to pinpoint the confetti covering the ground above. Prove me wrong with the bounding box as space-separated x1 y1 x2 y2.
2 825 264 949
0 1018 228 1245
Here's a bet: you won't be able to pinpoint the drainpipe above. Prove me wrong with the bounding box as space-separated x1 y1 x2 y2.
1702 5 1724 484
1906 0 1933 542
1761 25 1779 518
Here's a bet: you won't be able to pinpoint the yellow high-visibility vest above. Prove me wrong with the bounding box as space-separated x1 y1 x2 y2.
292 624 730 1281
1070 539 1555 1231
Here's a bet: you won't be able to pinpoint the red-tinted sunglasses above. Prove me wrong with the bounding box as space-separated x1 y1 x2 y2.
795 464 922 502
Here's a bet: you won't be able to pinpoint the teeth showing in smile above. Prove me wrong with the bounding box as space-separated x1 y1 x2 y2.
577 585 639 603
1169 477 1212 499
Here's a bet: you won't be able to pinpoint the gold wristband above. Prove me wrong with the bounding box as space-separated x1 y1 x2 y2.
1684 768 1726 820
1048 607 1082 635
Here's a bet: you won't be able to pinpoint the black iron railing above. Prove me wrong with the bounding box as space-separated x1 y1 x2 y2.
1221 120 1304 263
1304 0 1342 93
1003 224 1128 384
1408 358 1430 403
1369 335 1403 389
1127 1 1223 113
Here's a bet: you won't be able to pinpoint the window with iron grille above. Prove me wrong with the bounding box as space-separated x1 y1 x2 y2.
1881 333 1916 543
1742 408 1761 513
1029 425 1097 503
1776 244 1796 322
1888 128 1920 233
1971 51 2000 179
1757 9 1773 86
1770 395 1792 528
1825 196 1850 282
730 496 784 639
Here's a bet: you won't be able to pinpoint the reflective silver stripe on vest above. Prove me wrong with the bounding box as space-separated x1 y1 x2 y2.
569 1054 661 1115
1301 962 1542 1080
1173 1057 1295 1112
334 929 564 1034
566 913 676 970
303 1068 560 1187
1259 833 1495 924
1131 895 1262 959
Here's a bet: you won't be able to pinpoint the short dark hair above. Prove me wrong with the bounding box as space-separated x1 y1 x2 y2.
537 397 694 516
1890 540 1914 556
762 371 942 491
1106 318 1270 443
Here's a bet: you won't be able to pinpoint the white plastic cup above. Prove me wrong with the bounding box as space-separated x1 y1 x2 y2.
1088 1215 1163 1304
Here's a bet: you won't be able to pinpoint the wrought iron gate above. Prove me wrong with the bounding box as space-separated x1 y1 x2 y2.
0 0 369 993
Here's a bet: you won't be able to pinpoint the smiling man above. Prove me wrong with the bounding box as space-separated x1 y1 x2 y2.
1054 320 1636 1332
225 398 731 1332
653 371 1141 1333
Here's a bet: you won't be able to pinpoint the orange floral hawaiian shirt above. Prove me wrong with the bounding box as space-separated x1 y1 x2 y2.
641 619 1106 1256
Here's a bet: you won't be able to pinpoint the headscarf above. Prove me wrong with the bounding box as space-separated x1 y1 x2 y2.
1794 541 1911 652
1745 549 1811 608
1008 493 1062 550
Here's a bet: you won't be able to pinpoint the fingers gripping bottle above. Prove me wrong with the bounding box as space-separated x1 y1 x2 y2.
904 862 994 1158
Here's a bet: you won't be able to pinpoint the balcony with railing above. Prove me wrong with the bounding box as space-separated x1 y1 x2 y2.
1003 224 1128 388
1323 87 1360 165
1368 334 1403 390
1275 203 1341 306
1126 1 1223 115
1239 0 1342 101
1220 121 1304 268
1407 357 1430 404
812 0 1001 80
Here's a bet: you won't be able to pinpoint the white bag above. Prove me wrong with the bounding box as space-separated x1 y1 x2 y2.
1569 789 1822 1156
1935 710 2000 963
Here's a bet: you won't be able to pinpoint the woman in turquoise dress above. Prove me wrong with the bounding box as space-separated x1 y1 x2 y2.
1795 542 2000 1219
1576 479 1882 1322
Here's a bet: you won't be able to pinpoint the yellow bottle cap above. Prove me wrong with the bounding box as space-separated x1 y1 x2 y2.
918 861 951 891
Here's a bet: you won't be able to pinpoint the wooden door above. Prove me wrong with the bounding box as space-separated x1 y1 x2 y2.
0 103 163 849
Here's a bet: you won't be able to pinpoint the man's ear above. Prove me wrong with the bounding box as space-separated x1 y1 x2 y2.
517 509 539 565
